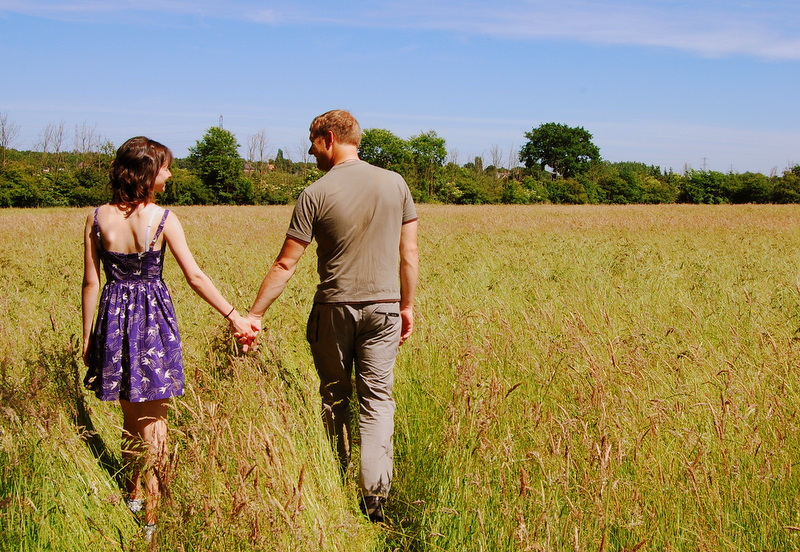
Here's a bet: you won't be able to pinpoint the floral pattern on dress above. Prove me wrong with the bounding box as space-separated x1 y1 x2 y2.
84 208 184 402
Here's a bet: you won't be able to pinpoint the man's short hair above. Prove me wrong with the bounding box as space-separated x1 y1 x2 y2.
310 110 362 147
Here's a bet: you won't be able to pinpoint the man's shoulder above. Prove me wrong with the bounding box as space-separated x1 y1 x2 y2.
314 160 406 187
356 161 408 186
339 160 401 177
361 160 402 177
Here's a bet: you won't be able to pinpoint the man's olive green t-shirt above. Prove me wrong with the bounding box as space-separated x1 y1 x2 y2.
286 160 417 304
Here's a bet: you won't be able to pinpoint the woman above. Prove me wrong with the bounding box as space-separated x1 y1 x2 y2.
81 136 251 541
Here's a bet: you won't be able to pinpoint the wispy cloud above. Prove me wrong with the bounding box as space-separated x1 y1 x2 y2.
288 0 800 61
0 0 218 22
2 0 799 59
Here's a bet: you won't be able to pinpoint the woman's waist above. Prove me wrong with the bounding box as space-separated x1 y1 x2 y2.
103 277 166 286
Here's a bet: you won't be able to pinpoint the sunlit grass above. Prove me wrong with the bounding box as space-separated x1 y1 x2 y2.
2 204 800 550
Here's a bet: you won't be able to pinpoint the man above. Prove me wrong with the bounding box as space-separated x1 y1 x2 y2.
243 109 419 523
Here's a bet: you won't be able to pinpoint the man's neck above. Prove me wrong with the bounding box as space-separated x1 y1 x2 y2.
331 144 360 167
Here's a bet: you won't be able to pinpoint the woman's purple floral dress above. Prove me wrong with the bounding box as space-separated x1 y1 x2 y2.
84 207 184 402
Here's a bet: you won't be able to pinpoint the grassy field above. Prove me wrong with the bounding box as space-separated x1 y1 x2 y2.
3 204 800 551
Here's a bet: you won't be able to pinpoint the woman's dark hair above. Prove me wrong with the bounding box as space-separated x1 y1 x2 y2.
110 136 173 214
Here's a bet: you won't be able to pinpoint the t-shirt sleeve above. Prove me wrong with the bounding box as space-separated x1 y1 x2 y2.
400 176 418 224
286 190 315 244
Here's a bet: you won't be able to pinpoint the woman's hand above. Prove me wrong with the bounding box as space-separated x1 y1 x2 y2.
229 312 260 352
82 339 91 367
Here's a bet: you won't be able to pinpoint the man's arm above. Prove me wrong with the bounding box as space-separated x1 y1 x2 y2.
242 236 308 348
398 220 419 345
249 236 308 318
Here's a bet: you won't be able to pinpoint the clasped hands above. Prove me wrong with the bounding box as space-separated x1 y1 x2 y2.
227 312 262 353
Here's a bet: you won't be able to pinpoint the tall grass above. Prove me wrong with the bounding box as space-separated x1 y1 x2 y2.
390 205 800 551
2 205 800 550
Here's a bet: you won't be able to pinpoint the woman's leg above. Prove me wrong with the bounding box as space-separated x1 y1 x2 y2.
120 399 169 525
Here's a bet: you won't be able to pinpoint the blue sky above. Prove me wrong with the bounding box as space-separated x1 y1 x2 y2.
1 0 798 174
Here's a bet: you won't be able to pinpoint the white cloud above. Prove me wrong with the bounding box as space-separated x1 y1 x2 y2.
3 0 798 59
0 0 224 20
343 0 800 61
247 9 279 24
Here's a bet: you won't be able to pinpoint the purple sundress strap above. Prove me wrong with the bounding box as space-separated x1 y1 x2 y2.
149 209 170 251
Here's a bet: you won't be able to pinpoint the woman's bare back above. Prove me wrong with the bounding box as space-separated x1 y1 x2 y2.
95 203 167 254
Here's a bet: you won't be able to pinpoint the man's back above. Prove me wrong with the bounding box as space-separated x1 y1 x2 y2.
287 160 417 304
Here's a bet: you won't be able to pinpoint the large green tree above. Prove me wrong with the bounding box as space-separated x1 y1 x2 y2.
359 128 409 170
773 166 800 203
359 128 447 200
188 127 251 204
407 130 447 199
408 130 447 169
519 122 600 178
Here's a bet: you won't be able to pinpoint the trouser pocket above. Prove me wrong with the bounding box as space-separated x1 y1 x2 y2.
374 311 400 326
306 305 321 344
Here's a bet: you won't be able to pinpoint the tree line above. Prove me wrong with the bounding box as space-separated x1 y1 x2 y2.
1 114 799 207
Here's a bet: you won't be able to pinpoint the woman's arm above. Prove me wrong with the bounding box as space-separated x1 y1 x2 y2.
82 212 101 365
161 210 253 338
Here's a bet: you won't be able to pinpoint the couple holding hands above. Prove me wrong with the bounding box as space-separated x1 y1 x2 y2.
81 109 419 539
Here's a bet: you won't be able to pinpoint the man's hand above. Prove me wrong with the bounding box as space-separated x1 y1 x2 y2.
399 307 413 345
239 313 263 352
230 312 261 353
